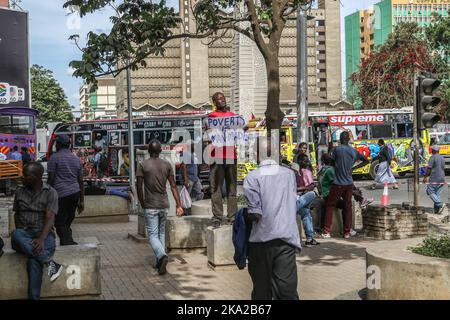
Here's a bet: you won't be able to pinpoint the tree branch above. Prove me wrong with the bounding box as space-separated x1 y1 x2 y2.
244 0 270 59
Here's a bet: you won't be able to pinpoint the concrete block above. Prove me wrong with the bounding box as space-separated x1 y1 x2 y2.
167 216 212 249
366 238 450 300
74 195 129 224
206 225 235 267
0 241 101 300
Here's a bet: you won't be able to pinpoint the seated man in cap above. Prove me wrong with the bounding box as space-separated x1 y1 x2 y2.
47 134 85 246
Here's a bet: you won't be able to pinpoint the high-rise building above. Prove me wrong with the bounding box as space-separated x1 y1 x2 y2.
116 0 343 118
345 0 450 97
80 76 117 120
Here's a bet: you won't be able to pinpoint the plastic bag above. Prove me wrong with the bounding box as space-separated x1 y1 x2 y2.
180 186 192 209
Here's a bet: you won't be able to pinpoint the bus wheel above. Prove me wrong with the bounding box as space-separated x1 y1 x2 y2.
398 172 406 177
369 160 380 180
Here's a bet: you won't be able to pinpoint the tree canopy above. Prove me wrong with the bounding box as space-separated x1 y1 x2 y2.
350 16 450 119
63 0 314 130
31 65 74 128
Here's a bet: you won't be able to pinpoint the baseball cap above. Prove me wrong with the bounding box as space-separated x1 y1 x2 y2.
431 145 440 152
56 134 70 144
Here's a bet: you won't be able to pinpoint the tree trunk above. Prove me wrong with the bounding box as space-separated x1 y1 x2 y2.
265 55 284 133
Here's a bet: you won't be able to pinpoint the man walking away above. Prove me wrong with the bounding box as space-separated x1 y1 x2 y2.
136 139 184 275
10 146 22 160
423 145 446 214
12 162 63 300
47 134 84 245
244 138 301 300
207 92 238 227
322 132 368 239
181 140 204 202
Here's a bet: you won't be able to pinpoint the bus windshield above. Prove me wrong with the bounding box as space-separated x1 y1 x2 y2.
0 114 34 135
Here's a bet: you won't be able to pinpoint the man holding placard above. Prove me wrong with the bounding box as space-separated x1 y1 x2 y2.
206 92 242 228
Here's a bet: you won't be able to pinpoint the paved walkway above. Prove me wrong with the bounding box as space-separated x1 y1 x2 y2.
72 216 374 300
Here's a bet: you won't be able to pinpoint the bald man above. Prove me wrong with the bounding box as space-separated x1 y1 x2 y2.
136 139 184 275
11 162 63 300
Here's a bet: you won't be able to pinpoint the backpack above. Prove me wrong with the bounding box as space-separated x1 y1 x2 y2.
99 153 109 173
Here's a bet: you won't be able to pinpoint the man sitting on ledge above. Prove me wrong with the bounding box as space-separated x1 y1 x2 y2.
11 162 63 300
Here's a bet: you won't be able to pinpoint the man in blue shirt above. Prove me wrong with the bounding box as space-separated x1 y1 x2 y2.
322 131 368 239
10 146 22 160
244 138 301 300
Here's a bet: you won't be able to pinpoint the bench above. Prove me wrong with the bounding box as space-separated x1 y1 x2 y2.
74 195 129 223
0 239 101 300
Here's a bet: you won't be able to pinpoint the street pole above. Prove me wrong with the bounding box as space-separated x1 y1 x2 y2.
413 73 419 207
296 4 308 147
126 65 136 210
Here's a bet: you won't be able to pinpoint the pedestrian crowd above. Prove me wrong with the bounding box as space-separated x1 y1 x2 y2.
1 91 448 302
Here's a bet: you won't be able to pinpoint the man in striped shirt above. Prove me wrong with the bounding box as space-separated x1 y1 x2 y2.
47 134 84 245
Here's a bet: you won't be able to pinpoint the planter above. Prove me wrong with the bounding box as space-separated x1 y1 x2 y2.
366 237 450 300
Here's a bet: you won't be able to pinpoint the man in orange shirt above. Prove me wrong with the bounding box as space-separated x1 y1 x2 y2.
207 92 238 227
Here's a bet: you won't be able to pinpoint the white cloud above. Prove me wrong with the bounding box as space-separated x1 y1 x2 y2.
66 67 76 76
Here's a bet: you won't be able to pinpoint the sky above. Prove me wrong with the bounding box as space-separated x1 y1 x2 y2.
18 0 380 111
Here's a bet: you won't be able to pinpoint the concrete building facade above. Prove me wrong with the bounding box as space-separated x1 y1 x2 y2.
345 0 450 97
80 76 117 120
116 0 343 118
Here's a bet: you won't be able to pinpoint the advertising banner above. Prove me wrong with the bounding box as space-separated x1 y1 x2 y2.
0 8 30 108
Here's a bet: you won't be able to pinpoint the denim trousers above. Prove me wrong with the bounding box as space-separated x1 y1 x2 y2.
11 229 56 300
426 184 443 209
296 191 317 241
144 208 168 263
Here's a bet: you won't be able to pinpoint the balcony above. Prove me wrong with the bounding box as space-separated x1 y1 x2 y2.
317 54 326 60
316 35 326 42
316 26 326 33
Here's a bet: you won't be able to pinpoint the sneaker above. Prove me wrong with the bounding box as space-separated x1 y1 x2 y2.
437 205 446 215
343 233 350 239
349 229 358 237
321 232 331 239
212 220 221 228
361 198 373 208
158 255 168 275
48 260 63 282
305 239 320 247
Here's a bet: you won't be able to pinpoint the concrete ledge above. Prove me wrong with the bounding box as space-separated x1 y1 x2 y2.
167 216 212 249
206 225 235 267
366 237 450 300
0 241 101 300
74 195 129 224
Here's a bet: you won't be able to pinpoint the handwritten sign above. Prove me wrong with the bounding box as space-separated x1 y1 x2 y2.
206 116 247 147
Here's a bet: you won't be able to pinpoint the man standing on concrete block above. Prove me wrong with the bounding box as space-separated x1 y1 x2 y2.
207 92 238 227
47 134 84 245
11 162 63 300
137 139 184 275
423 145 447 214
243 137 301 300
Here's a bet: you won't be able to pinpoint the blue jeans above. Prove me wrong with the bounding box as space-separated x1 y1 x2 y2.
11 229 56 300
144 209 168 263
426 184 443 210
296 191 317 241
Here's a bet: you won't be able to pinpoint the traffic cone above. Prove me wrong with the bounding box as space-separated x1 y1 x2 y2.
381 183 389 206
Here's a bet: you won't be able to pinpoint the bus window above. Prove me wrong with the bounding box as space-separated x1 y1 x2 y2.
397 123 413 138
134 131 144 145
370 124 393 139
355 125 368 140
11 115 34 135
0 115 11 133
74 132 92 148
121 132 128 145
